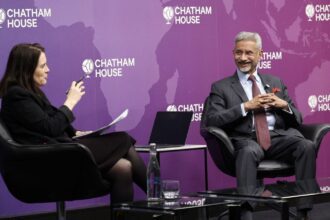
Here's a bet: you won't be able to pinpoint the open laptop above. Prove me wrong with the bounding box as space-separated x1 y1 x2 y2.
139 111 193 148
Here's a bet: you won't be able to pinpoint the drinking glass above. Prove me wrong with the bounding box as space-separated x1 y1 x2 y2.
162 180 180 199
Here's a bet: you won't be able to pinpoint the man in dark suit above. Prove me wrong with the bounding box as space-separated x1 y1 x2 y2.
203 31 315 220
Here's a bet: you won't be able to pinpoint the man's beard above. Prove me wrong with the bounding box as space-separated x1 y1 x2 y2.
239 65 252 73
238 61 256 74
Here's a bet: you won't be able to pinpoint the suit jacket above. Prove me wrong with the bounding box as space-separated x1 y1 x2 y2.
1 85 76 144
202 72 304 139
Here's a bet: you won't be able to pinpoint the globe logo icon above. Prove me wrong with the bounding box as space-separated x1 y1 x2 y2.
163 6 174 24
308 95 317 112
305 4 315 21
166 105 177 111
0 9 6 28
82 59 94 78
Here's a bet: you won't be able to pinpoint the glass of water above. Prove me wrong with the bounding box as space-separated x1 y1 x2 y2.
162 180 180 200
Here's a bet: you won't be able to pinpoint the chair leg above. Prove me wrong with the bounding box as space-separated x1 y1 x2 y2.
216 210 229 220
266 203 296 218
56 201 66 220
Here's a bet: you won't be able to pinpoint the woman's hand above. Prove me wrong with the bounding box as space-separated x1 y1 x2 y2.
64 81 85 110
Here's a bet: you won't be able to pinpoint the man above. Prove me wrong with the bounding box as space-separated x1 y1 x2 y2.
203 31 315 220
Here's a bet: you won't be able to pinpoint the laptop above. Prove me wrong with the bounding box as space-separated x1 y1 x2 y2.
140 111 193 148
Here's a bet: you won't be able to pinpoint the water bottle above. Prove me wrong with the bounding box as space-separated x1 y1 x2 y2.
147 143 162 201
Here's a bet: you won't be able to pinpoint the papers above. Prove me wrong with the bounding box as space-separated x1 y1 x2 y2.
72 109 128 139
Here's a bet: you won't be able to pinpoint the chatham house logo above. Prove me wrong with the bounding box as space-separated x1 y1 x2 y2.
166 103 204 122
163 6 174 24
0 9 6 28
308 95 318 112
81 59 94 78
162 6 212 25
166 105 178 111
305 4 315 21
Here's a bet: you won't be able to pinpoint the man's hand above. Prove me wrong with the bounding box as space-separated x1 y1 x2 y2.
244 93 288 111
266 93 289 111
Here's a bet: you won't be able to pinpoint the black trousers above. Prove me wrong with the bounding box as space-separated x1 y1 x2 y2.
233 131 316 210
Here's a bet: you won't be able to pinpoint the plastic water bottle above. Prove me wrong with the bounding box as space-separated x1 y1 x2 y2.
147 143 162 201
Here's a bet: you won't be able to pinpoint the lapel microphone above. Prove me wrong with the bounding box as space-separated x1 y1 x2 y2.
264 84 271 93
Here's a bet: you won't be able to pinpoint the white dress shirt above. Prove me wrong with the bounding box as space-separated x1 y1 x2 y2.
237 69 276 131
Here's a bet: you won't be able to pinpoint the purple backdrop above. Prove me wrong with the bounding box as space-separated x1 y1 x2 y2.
0 0 329 217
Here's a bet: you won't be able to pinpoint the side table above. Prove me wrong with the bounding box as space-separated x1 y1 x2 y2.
111 196 240 220
135 144 208 190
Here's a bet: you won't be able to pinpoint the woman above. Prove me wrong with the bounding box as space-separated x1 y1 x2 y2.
0 43 147 203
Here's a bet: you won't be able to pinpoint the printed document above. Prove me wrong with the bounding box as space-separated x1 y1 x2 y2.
73 109 128 139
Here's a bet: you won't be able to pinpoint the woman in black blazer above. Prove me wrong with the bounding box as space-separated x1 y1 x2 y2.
0 43 147 203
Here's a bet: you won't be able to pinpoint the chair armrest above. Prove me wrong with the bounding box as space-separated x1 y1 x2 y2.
297 123 330 151
201 126 235 155
10 141 96 163
1 142 108 203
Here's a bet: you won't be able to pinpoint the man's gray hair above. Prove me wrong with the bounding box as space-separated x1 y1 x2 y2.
235 31 262 49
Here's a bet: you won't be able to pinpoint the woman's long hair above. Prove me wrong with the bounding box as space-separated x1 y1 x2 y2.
0 43 45 97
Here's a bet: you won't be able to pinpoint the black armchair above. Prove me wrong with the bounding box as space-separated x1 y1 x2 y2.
201 122 330 219
201 123 330 180
200 95 330 180
200 96 330 220
0 117 111 220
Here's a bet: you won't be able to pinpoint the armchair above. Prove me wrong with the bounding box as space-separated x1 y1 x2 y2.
200 97 330 180
201 124 330 180
201 122 330 219
0 117 111 220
